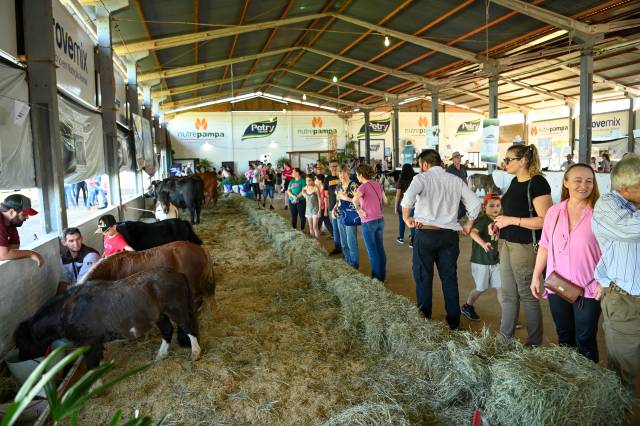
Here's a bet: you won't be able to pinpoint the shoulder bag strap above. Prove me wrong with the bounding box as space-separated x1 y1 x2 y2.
526 179 538 248
549 208 561 270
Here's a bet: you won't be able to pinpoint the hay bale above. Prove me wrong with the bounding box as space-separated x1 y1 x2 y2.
320 402 411 426
485 345 633 426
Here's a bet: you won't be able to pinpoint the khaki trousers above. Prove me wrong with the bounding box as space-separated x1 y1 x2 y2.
601 288 640 390
499 240 543 346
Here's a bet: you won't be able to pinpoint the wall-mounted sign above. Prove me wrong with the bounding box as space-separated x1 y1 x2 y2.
295 116 338 139
174 116 226 141
52 0 97 105
358 117 390 137
0 0 17 58
481 118 499 164
242 117 277 140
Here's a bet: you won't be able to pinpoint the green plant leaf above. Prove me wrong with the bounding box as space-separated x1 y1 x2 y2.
108 410 123 426
57 362 115 417
1 346 88 426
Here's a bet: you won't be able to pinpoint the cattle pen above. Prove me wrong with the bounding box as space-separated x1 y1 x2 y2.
72 196 630 425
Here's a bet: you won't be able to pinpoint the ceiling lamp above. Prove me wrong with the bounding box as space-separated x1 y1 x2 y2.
332 76 338 83
302 93 307 101
384 36 390 47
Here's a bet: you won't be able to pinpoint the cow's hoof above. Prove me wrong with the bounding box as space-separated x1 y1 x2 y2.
190 349 201 361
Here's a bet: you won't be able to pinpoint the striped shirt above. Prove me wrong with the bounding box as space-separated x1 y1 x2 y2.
592 191 640 295
401 166 481 231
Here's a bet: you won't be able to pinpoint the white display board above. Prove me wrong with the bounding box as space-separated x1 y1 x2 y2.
576 110 629 139
0 0 17 58
52 0 97 105
0 67 36 189
528 117 571 169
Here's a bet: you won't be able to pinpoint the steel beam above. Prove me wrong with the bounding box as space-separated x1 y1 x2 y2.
96 7 123 215
499 76 574 103
489 0 599 43
431 90 439 127
22 0 67 233
160 85 263 110
113 13 330 56
268 84 364 108
333 13 491 66
568 103 576 154
489 74 499 119
392 105 400 168
578 46 594 163
302 47 442 88
152 69 273 99
628 96 635 154
138 47 296 82
364 109 371 163
284 68 397 100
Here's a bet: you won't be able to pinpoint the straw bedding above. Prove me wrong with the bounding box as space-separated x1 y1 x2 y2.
77 199 436 425
236 196 633 425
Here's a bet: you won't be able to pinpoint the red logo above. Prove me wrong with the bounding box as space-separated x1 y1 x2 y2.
530 126 537 137
195 118 208 131
311 116 323 128
418 116 428 128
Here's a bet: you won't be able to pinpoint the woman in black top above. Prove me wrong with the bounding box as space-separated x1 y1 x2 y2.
393 164 416 245
493 144 552 346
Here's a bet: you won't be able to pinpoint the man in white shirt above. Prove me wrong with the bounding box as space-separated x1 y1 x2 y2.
560 154 575 171
401 149 481 329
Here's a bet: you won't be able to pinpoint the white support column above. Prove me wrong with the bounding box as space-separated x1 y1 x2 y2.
578 46 594 163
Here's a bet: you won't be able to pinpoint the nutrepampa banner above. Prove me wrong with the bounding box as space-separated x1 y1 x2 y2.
242 117 278 140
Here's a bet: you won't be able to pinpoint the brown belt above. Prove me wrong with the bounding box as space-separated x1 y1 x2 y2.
416 223 447 231
609 282 640 298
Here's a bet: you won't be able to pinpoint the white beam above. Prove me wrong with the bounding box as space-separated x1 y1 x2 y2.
113 13 330 56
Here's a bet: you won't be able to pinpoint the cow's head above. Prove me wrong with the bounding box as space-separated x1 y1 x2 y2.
145 180 162 200
15 321 47 361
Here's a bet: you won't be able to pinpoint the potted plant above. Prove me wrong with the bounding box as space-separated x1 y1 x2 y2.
276 156 289 168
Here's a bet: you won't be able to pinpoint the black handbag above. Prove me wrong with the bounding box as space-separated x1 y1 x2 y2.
526 180 538 253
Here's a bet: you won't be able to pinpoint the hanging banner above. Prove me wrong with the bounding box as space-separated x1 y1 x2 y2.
131 113 145 170
58 95 105 183
0 67 36 189
141 117 156 176
426 125 439 148
242 117 278 140
529 117 570 168
116 127 134 172
402 144 414 165
576 110 628 139
0 0 17 58
481 118 499 164
357 117 390 137
114 71 127 124
52 0 97 105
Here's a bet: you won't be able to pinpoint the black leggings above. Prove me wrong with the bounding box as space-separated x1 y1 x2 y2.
252 183 261 200
75 181 87 206
289 198 306 230
319 211 333 236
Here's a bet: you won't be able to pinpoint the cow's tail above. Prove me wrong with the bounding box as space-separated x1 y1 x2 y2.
202 247 216 297
186 221 203 245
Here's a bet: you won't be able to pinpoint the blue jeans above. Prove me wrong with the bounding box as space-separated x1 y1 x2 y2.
64 184 76 208
330 215 342 249
262 185 275 200
396 204 415 241
548 294 601 363
412 229 461 329
337 220 359 269
361 218 386 282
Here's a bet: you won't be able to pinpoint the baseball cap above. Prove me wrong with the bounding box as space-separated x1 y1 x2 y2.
0 194 38 216
95 214 117 234
483 193 501 204
450 151 463 160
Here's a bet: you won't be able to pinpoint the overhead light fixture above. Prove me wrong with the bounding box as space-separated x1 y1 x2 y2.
384 36 390 47
302 93 307 101
332 76 338 83
282 108 287 113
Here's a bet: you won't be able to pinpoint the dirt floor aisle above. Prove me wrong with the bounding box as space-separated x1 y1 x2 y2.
79 201 433 425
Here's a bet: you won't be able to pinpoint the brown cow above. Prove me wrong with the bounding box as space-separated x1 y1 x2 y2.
197 171 218 207
80 241 215 305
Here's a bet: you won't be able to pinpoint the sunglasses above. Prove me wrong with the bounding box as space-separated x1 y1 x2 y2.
503 157 522 164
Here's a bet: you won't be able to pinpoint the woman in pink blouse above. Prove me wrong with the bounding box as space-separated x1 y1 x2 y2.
530 163 602 362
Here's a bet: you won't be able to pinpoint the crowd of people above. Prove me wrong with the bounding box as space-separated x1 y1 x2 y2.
1 147 638 394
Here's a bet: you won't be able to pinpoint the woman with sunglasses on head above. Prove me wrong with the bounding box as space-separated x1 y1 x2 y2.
530 163 602 362
493 144 552 346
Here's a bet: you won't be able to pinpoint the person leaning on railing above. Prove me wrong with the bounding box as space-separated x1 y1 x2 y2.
592 153 640 390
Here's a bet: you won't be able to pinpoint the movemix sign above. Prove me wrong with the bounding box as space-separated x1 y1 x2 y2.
297 116 338 138
242 117 278 140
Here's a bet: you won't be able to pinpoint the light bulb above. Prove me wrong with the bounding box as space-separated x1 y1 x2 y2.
384 36 390 47
332 76 338 83
302 93 307 100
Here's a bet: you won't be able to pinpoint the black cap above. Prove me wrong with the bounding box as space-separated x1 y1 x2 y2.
0 194 38 216
95 214 117 233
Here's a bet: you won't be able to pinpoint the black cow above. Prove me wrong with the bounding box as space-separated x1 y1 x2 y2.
14 268 201 370
116 218 202 250
147 176 204 224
